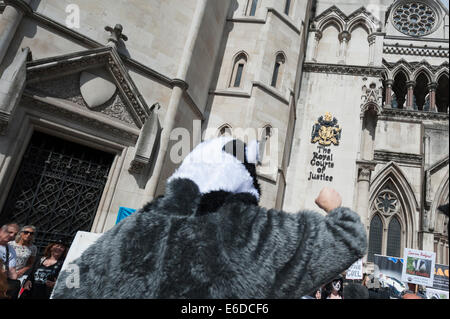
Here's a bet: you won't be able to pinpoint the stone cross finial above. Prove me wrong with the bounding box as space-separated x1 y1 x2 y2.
104 24 128 48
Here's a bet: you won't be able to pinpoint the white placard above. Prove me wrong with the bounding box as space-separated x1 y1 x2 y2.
51 231 102 298
346 258 363 280
401 248 436 287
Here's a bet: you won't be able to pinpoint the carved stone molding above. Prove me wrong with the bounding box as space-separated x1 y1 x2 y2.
129 103 162 174
379 107 449 122
26 72 137 128
26 47 150 128
361 82 383 115
384 44 449 58
21 94 139 143
303 62 385 77
374 150 423 166
356 160 377 182
382 59 449 82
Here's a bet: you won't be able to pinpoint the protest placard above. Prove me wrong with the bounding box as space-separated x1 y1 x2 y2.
51 231 102 298
401 248 436 287
432 264 449 291
345 258 363 280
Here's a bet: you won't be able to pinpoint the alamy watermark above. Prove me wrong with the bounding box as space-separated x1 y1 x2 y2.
168 121 279 176
65 4 80 29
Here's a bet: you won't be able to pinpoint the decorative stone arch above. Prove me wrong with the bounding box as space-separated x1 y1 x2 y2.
347 16 376 35
391 64 412 82
361 101 383 117
370 162 419 250
411 64 434 83
217 123 233 137
317 16 345 34
434 67 449 83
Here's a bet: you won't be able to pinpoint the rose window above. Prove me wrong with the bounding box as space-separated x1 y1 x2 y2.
392 2 437 37
375 190 399 216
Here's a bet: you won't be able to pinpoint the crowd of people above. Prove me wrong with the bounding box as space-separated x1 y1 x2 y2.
0 222 67 299
301 273 430 299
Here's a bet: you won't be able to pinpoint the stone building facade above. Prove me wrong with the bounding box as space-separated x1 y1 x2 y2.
0 0 448 269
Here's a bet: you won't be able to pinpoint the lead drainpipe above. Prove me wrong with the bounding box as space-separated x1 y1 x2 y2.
141 0 207 204
0 0 32 66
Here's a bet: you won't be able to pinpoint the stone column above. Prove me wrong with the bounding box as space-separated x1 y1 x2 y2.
355 161 377 230
384 79 394 108
338 31 351 64
406 81 416 110
0 0 32 65
427 82 437 112
312 30 322 62
368 34 376 66
142 0 208 204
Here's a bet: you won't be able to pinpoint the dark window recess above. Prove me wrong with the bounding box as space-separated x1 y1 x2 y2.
234 63 244 87
249 0 258 16
0 131 114 254
368 214 383 262
387 217 402 258
271 62 281 87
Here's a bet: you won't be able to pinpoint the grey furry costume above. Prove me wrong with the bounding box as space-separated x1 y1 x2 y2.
52 137 367 299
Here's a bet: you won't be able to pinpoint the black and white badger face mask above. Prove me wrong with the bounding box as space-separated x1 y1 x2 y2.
167 136 261 200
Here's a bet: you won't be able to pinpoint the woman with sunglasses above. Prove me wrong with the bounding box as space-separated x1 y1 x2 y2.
8 225 37 285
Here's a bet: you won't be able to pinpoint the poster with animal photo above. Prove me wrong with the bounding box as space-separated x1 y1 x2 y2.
401 248 436 287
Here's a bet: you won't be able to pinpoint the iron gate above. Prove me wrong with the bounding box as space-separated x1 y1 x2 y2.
0 131 114 254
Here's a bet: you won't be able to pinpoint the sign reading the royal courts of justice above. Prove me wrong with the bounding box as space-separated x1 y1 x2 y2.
308 112 341 182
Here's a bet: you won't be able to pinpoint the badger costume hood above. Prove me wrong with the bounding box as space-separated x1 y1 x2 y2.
52 137 367 299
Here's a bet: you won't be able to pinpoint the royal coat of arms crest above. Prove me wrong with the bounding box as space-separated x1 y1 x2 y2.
311 112 342 146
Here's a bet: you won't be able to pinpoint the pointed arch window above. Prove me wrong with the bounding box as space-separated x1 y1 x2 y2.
368 214 383 262
413 72 430 111
248 0 258 16
271 53 286 88
392 71 408 109
436 74 449 113
387 216 402 258
284 0 292 15
230 53 248 88
219 125 232 137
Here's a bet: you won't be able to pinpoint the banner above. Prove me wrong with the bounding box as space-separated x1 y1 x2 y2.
432 264 449 291
115 206 137 224
401 248 436 287
345 259 363 280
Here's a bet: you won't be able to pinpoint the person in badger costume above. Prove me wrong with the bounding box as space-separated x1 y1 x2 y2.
52 137 367 299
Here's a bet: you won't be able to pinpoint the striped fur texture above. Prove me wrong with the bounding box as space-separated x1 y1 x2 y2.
52 178 367 299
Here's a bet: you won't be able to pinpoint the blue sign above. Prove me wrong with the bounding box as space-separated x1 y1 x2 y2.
115 207 137 224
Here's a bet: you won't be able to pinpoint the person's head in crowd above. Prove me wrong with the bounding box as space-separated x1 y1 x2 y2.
43 241 67 260
314 288 322 299
0 223 19 245
322 275 344 299
343 283 369 299
362 273 368 286
402 292 423 299
0 259 8 299
15 225 36 245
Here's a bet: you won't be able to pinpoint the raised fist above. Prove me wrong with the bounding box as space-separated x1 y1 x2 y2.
315 187 342 213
